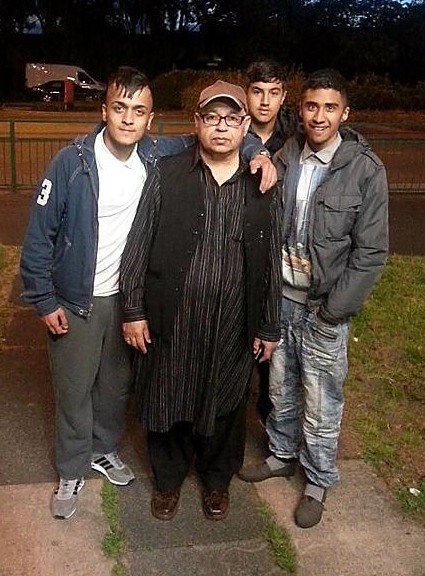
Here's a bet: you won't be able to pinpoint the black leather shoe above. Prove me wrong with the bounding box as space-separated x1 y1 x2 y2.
151 489 180 521
202 490 229 521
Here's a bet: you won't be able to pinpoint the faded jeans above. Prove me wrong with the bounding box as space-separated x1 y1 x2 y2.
266 297 349 488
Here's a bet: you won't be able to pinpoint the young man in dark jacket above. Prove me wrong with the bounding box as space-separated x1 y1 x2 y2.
246 58 298 156
240 69 389 528
246 58 299 423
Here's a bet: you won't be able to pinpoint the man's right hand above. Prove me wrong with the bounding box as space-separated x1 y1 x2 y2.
249 154 277 193
41 307 69 335
122 320 151 354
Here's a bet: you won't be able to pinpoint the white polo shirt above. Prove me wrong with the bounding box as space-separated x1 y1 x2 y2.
93 129 147 296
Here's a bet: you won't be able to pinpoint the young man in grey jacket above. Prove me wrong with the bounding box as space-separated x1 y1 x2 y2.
240 68 389 528
20 66 276 520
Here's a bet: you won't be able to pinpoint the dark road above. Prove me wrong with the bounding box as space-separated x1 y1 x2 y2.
388 194 425 255
1 192 424 255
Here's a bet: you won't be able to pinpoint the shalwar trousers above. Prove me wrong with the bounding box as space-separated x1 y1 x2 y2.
147 396 248 492
48 295 133 480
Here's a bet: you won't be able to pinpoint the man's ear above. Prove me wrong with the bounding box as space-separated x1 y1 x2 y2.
281 90 288 105
194 112 201 129
147 111 154 131
341 107 350 123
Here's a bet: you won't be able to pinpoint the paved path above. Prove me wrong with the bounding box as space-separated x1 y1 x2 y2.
0 193 424 575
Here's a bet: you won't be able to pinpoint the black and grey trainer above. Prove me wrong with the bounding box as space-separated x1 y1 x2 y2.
50 477 85 519
91 452 135 486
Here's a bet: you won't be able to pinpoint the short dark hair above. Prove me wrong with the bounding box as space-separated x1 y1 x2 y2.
246 59 286 86
106 66 150 99
301 68 349 106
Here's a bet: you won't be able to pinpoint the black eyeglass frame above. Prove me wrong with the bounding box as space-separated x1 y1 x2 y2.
197 112 248 127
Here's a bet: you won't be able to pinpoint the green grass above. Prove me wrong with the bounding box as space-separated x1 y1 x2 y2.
346 254 425 523
258 501 297 574
0 244 20 346
396 480 425 515
101 482 127 576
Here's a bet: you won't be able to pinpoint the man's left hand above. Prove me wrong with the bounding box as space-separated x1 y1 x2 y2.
249 154 277 193
253 337 278 362
122 319 151 353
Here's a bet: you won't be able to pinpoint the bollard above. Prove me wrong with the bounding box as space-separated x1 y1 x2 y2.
63 79 75 111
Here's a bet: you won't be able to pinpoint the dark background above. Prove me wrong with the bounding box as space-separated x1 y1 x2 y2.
1 0 425 99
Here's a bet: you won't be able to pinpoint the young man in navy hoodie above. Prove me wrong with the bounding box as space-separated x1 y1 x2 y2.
21 66 274 520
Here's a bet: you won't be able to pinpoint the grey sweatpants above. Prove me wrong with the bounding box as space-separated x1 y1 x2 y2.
48 295 133 480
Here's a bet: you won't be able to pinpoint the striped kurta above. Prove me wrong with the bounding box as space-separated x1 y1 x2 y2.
123 154 281 437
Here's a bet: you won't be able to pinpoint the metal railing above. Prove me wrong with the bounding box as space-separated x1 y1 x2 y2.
1 119 425 193
0 118 194 192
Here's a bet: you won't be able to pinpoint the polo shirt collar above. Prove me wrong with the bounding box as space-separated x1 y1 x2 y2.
95 128 139 170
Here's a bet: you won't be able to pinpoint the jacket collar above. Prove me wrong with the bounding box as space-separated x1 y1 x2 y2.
276 125 370 171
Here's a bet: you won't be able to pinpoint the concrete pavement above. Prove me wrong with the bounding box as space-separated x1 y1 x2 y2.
1 393 425 576
0 480 113 576
256 463 425 576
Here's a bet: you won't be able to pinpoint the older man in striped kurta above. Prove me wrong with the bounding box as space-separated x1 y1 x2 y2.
120 81 282 522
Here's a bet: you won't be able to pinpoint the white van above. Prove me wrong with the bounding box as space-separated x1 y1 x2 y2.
25 63 106 101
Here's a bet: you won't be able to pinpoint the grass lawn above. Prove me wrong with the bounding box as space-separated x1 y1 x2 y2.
345 254 425 523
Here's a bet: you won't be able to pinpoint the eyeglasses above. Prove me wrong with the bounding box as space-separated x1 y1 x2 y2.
198 112 247 127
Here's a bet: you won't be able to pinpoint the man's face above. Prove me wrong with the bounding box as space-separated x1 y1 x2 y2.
194 101 251 158
101 83 154 159
299 88 350 151
247 80 286 126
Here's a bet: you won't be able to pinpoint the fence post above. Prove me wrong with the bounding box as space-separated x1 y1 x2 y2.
9 120 17 194
63 79 75 111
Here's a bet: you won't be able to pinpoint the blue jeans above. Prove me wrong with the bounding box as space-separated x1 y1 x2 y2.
266 297 349 488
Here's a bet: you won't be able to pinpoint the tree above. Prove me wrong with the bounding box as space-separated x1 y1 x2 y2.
0 0 424 94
